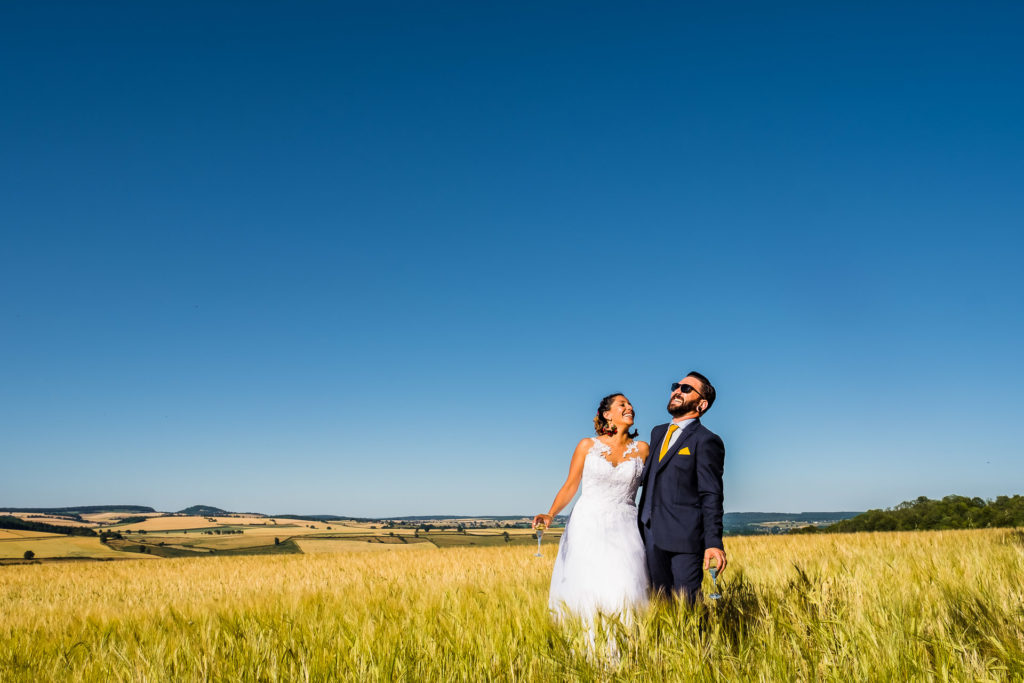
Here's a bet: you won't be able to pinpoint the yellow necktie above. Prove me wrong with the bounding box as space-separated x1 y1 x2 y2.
659 424 679 461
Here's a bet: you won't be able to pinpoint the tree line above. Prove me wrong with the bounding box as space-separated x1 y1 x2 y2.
0 515 97 537
793 495 1024 533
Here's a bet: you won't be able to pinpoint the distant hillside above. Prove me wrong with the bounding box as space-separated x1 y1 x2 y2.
275 514 551 522
0 515 98 537
795 495 1024 533
271 512 863 532
177 505 233 516
0 505 154 515
376 515 534 521
724 511 862 534
275 514 373 523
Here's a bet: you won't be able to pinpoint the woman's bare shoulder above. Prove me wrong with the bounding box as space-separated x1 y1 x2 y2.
636 440 651 460
574 436 597 452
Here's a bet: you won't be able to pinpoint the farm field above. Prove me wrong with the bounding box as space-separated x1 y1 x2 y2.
0 529 62 541
80 512 163 524
2 513 563 561
4 514 95 528
110 527 561 557
295 538 437 554
104 515 233 532
1 528 1021 680
0 535 157 560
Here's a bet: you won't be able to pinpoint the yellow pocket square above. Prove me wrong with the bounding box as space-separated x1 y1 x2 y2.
677 447 691 455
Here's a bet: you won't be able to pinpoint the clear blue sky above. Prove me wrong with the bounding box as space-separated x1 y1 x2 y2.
2 2 1022 516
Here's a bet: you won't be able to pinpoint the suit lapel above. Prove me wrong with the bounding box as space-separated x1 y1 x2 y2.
655 419 701 473
640 423 668 485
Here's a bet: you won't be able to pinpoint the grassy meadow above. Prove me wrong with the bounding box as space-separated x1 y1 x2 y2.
1 528 1022 681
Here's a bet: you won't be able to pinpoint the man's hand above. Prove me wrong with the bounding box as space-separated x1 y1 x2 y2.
703 547 727 575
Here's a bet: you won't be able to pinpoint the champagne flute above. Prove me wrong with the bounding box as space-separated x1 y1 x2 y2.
534 521 546 557
708 565 722 600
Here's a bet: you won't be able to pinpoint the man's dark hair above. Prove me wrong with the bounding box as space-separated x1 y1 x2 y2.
687 371 716 413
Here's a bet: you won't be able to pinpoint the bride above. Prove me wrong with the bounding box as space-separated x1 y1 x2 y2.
533 393 650 621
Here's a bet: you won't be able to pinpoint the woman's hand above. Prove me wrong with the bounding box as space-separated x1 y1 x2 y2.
533 514 552 529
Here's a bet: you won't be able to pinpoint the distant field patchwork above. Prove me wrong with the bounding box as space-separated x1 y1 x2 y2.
1 511 561 562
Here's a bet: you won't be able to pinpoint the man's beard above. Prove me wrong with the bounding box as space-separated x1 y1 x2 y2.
667 394 700 418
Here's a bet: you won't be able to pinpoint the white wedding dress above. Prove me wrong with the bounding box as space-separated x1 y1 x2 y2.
548 438 650 621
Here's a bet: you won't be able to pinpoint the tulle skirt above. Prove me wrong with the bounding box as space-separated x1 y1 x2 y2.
548 496 650 621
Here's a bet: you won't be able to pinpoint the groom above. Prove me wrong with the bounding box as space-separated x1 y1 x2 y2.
637 371 726 603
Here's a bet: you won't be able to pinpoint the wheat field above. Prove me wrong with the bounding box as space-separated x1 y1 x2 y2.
1 528 1022 681
0 535 158 561
0 529 61 540
295 538 440 554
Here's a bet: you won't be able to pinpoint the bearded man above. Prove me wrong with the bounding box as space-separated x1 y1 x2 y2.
637 371 726 602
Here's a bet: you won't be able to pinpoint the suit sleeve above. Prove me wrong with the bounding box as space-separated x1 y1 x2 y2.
696 433 725 550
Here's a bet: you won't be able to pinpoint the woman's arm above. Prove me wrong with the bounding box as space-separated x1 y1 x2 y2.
532 439 591 528
636 441 650 462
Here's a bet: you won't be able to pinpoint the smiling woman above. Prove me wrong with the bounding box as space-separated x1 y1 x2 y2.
592 393 639 442
531 394 650 627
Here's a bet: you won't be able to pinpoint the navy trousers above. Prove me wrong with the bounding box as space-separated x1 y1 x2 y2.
644 529 703 604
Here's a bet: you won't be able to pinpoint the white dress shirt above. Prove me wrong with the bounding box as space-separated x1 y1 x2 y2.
662 418 695 453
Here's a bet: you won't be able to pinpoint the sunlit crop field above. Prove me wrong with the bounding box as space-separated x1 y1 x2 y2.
295 538 439 554
79 512 163 524
0 535 157 560
0 529 61 541
2 528 1022 681
6 514 96 527
105 516 378 533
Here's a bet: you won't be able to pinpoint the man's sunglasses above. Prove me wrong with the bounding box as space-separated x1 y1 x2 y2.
671 382 704 399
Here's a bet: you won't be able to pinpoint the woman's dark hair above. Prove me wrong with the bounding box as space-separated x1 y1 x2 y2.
593 393 639 438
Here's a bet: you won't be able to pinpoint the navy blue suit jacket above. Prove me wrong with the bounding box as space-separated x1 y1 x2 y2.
637 419 725 553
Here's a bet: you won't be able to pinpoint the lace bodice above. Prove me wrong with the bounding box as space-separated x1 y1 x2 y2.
579 438 644 506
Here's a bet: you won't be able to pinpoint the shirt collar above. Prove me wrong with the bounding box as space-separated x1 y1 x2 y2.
670 417 696 431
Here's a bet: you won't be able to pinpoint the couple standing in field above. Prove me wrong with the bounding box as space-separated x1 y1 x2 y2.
532 371 726 620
